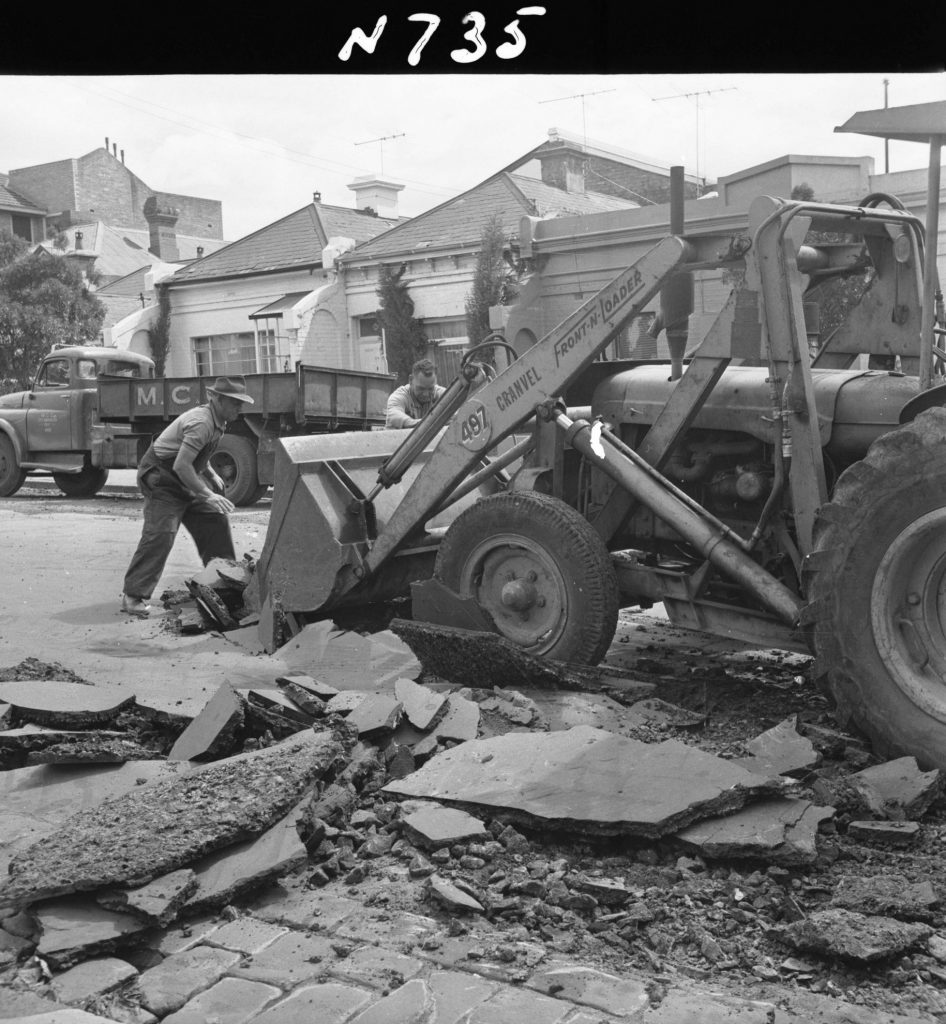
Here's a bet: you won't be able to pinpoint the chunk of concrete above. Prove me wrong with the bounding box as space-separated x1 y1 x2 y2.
734 715 821 778
385 725 784 838
27 737 160 765
428 874 484 913
97 869 198 926
0 725 128 753
325 691 369 716
401 805 490 850
847 820 920 846
848 757 944 820
772 908 933 963
674 798 835 866
182 799 309 914
390 619 653 698
0 729 344 907
233 685 313 725
433 693 479 743
0 761 187 886
0 681 135 728
346 695 402 738
395 678 448 732
35 898 151 969
831 875 939 921
276 673 338 700
49 956 139 1005
275 675 331 716
167 684 245 762
622 698 707 731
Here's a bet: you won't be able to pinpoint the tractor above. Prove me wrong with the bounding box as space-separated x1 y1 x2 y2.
254 101 946 770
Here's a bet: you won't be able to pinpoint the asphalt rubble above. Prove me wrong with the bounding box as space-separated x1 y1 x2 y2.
2 578 946 1022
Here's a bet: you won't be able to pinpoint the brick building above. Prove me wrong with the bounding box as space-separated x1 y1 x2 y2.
7 143 223 239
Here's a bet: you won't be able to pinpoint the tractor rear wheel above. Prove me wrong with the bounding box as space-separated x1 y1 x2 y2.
53 466 109 498
0 435 26 497
805 407 946 770
210 435 266 506
434 491 620 664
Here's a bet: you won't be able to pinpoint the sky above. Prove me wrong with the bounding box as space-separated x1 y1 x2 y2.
2 72 945 242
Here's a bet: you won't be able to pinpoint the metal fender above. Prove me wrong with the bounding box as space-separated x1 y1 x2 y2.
0 419 25 462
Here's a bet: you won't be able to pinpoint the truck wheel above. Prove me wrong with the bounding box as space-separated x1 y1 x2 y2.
805 407 946 770
210 435 266 506
434 491 620 664
53 467 109 498
0 435 26 497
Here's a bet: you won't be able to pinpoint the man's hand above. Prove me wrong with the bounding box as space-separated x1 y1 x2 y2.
203 492 235 514
206 469 227 495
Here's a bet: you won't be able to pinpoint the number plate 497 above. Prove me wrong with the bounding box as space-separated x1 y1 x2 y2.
458 400 492 451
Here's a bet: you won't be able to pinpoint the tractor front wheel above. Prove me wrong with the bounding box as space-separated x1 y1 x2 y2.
805 407 946 770
434 491 620 664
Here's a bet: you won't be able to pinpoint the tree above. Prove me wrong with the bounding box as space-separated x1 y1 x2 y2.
151 282 172 377
376 264 427 383
464 214 518 352
0 233 106 390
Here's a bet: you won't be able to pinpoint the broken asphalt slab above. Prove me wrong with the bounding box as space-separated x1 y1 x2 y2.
278 623 420 691
0 729 346 907
400 804 491 850
384 725 786 838
389 619 655 698
97 868 198 926
167 683 246 762
847 757 944 820
831 875 939 921
0 680 135 727
733 715 821 778
674 797 835 866
34 896 152 969
771 908 934 963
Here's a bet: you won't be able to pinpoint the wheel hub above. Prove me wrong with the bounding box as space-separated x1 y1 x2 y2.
459 535 566 652
872 508 946 722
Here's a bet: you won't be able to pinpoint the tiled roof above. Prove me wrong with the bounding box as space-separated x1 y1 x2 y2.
0 181 45 214
345 173 636 261
171 203 400 284
34 223 226 280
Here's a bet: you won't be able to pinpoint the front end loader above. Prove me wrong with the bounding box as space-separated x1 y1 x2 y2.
255 102 946 769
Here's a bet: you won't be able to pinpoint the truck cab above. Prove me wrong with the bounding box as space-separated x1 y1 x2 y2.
0 346 155 497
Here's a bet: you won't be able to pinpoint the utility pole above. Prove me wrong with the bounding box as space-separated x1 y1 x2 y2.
354 132 405 175
653 86 736 193
539 88 617 145
883 78 890 173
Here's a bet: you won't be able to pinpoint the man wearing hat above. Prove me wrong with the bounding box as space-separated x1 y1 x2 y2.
121 376 254 618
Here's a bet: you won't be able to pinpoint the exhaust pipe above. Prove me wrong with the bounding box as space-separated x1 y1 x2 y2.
662 166 693 380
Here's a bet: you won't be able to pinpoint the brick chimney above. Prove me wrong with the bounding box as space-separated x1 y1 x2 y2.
143 195 180 261
538 134 588 193
346 176 405 218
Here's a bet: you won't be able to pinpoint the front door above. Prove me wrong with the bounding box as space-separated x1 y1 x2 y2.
26 358 74 451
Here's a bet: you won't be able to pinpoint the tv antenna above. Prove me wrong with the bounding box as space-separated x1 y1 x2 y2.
653 86 736 191
539 88 617 145
354 131 405 174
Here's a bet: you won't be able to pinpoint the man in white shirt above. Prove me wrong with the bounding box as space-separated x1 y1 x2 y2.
385 359 446 429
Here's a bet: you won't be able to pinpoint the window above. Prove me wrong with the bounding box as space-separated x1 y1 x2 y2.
37 360 70 387
358 316 380 338
10 215 32 242
193 333 259 376
76 360 98 380
424 317 468 344
100 359 147 378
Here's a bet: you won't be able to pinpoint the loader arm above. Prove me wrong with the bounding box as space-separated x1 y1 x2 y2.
347 236 691 594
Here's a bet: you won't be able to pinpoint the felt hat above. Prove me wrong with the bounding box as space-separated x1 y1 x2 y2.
207 376 254 404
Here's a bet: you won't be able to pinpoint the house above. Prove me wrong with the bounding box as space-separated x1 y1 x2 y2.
109 182 403 375
0 177 47 243
332 132 696 377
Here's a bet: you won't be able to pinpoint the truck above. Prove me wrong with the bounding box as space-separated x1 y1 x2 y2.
0 347 396 504
251 100 946 771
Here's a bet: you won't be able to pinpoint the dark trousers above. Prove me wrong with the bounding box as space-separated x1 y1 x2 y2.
123 448 235 600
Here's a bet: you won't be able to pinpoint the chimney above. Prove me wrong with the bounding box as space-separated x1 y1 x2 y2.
112 143 117 158
105 136 109 151
143 196 180 261
346 175 404 218
74 230 83 249
313 191 322 203
121 149 125 165
538 135 588 193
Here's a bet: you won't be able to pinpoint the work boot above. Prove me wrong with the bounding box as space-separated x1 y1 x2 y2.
121 594 151 618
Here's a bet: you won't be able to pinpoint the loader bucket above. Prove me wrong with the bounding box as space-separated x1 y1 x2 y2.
254 428 510 640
